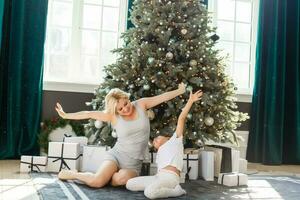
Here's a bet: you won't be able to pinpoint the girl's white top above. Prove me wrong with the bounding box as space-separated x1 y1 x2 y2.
156 132 184 172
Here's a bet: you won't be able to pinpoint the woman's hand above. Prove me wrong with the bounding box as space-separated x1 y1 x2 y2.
188 90 203 103
178 82 186 95
55 103 67 119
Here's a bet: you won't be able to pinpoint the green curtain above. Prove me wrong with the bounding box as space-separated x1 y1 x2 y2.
247 0 300 164
127 0 134 29
0 0 48 159
0 0 4 50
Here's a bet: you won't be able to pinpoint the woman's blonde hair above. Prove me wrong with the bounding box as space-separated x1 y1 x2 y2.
104 88 130 115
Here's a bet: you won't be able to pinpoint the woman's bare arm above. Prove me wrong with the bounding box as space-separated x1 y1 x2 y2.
55 103 113 122
138 83 186 110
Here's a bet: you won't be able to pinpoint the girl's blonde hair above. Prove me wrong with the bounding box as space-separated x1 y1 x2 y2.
104 88 130 115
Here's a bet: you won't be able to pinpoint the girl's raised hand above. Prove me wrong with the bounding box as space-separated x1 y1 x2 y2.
188 90 203 103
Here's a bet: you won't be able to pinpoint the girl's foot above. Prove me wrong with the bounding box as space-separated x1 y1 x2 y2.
173 184 186 196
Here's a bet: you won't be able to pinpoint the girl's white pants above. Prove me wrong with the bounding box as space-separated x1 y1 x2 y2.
126 169 183 199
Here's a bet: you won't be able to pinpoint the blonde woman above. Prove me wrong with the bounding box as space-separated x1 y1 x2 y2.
55 83 186 188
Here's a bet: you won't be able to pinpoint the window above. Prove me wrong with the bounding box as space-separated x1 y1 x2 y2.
43 0 128 93
208 0 259 96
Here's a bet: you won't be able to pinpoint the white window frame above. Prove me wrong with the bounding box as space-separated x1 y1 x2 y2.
208 0 259 102
43 0 129 93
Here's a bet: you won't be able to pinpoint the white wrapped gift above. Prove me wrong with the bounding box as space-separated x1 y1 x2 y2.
218 173 248 187
82 145 110 173
204 146 222 177
47 142 81 172
63 136 88 149
206 146 240 174
179 172 186 183
183 149 200 180
239 158 248 174
20 156 47 173
63 136 88 171
199 151 214 181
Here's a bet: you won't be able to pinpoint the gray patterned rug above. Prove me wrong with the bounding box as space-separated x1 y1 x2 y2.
30 173 300 200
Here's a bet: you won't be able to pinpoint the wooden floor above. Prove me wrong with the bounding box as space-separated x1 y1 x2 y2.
1 160 300 200
0 160 39 200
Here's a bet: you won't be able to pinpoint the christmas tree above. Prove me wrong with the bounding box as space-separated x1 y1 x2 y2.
85 0 249 147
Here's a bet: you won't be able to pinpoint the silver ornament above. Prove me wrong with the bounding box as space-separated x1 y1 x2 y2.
148 57 155 64
112 130 117 138
94 120 103 129
189 59 197 67
187 86 193 92
143 84 150 90
196 139 203 146
166 52 174 60
204 117 214 126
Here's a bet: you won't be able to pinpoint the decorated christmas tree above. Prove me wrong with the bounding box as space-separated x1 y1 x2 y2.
85 0 249 147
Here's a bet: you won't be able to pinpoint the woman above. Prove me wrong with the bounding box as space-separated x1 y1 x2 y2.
55 83 186 188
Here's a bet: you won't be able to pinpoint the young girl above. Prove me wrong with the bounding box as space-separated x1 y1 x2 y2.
126 90 203 199
55 83 186 188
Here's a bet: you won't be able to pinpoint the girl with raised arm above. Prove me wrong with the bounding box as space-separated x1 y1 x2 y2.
126 90 203 199
55 83 186 188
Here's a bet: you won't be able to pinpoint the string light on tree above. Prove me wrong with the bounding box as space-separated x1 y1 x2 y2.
181 29 187 35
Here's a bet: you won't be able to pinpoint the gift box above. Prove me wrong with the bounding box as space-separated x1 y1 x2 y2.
141 161 158 176
149 163 157 176
82 145 110 173
20 156 47 173
149 152 157 163
63 136 88 149
204 146 222 177
239 158 248 174
47 142 81 172
141 162 150 176
198 151 214 181
207 145 240 174
179 172 186 183
63 136 88 171
218 173 248 187
183 149 200 180
221 148 240 173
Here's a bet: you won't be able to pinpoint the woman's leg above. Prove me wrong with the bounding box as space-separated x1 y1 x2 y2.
58 160 118 188
111 169 138 186
126 175 157 191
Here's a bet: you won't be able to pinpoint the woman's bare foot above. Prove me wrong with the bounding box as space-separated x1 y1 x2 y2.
58 169 78 180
